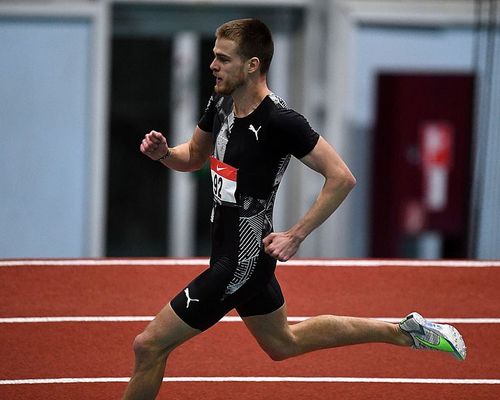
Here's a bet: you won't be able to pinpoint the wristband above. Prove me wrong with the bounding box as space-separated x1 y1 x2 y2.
156 148 171 162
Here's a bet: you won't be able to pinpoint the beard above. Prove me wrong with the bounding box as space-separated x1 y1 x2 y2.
214 73 245 95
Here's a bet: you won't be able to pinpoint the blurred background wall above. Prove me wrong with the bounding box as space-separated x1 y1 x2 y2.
1 0 499 259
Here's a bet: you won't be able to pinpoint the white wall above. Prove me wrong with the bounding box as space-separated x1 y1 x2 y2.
0 19 91 257
473 19 500 259
0 2 109 258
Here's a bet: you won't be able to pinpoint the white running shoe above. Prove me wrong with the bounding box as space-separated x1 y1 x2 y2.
399 312 466 361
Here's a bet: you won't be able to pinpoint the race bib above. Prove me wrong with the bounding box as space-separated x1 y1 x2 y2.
210 156 238 205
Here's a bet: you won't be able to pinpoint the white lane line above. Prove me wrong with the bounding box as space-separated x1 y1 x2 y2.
0 259 209 267
1 316 499 324
1 376 499 385
0 316 154 323
1 258 500 268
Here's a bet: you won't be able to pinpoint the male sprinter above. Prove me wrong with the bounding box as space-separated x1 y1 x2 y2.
123 18 466 400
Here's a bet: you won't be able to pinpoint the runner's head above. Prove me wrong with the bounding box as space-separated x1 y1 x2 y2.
215 18 274 76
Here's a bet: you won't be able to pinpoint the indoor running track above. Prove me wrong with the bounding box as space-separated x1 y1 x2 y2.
1 258 500 399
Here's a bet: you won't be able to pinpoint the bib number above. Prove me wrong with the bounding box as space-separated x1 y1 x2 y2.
210 156 238 205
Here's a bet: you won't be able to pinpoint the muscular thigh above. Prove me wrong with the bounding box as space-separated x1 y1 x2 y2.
170 254 281 331
170 258 234 331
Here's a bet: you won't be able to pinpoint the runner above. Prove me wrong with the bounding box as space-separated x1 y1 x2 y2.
123 18 466 400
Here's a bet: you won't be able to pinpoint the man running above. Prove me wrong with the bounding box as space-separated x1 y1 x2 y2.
123 18 466 400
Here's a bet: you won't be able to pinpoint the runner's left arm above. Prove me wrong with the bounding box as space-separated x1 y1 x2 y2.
263 136 356 261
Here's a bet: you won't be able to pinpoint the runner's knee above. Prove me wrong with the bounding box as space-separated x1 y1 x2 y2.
132 332 156 359
132 331 172 362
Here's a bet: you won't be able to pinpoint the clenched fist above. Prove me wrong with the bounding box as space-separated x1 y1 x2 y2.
140 130 169 161
263 231 302 262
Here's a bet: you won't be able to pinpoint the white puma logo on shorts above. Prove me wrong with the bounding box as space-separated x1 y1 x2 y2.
184 288 200 309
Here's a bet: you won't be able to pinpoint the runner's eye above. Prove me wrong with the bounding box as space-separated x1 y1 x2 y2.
216 55 230 63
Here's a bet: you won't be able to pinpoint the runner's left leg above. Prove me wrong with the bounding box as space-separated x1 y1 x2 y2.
242 303 411 361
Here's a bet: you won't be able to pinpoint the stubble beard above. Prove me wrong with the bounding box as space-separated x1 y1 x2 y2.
214 73 245 96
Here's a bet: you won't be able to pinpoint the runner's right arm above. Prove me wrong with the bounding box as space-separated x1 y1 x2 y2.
140 127 213 172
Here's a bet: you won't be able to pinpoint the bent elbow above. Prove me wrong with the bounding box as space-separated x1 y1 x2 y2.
346 172 357 191
325 170 356 198
336 168 356 193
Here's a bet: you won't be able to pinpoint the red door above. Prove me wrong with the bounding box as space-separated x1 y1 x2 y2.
370 73 475 258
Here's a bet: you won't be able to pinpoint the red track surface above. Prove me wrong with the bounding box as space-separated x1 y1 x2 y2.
1 260 499 399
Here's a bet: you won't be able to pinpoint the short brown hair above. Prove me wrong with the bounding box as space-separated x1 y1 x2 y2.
215 18 274 75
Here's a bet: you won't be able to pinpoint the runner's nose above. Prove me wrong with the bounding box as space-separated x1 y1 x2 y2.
210 58 218 71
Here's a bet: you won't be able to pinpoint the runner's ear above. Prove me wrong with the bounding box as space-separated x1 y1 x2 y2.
247 57 260 74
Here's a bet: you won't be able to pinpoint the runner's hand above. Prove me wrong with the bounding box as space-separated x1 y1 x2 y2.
263 232 301 262
140 130 169 161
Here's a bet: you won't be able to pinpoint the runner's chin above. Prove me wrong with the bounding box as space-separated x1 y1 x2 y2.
214 83 231 96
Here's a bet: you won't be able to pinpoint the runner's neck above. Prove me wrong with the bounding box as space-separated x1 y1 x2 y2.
232 88 270 118
232 79 271 118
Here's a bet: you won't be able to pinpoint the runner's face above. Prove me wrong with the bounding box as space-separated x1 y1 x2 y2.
210 38 247 95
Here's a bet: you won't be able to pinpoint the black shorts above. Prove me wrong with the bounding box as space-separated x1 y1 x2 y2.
170 253 285 331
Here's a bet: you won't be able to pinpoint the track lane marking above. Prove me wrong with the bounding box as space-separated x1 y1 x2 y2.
2 258 500 268
1 316 499 324
1 377 499 385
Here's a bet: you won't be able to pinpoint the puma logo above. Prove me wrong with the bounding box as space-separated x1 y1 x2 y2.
184 288 200 309
248 124 261 141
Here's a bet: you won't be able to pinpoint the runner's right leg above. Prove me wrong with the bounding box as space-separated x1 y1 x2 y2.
122 303 201 400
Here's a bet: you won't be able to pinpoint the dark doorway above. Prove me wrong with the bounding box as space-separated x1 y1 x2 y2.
106 37 172 256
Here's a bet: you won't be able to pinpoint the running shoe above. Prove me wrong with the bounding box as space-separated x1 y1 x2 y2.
399 312 466 361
